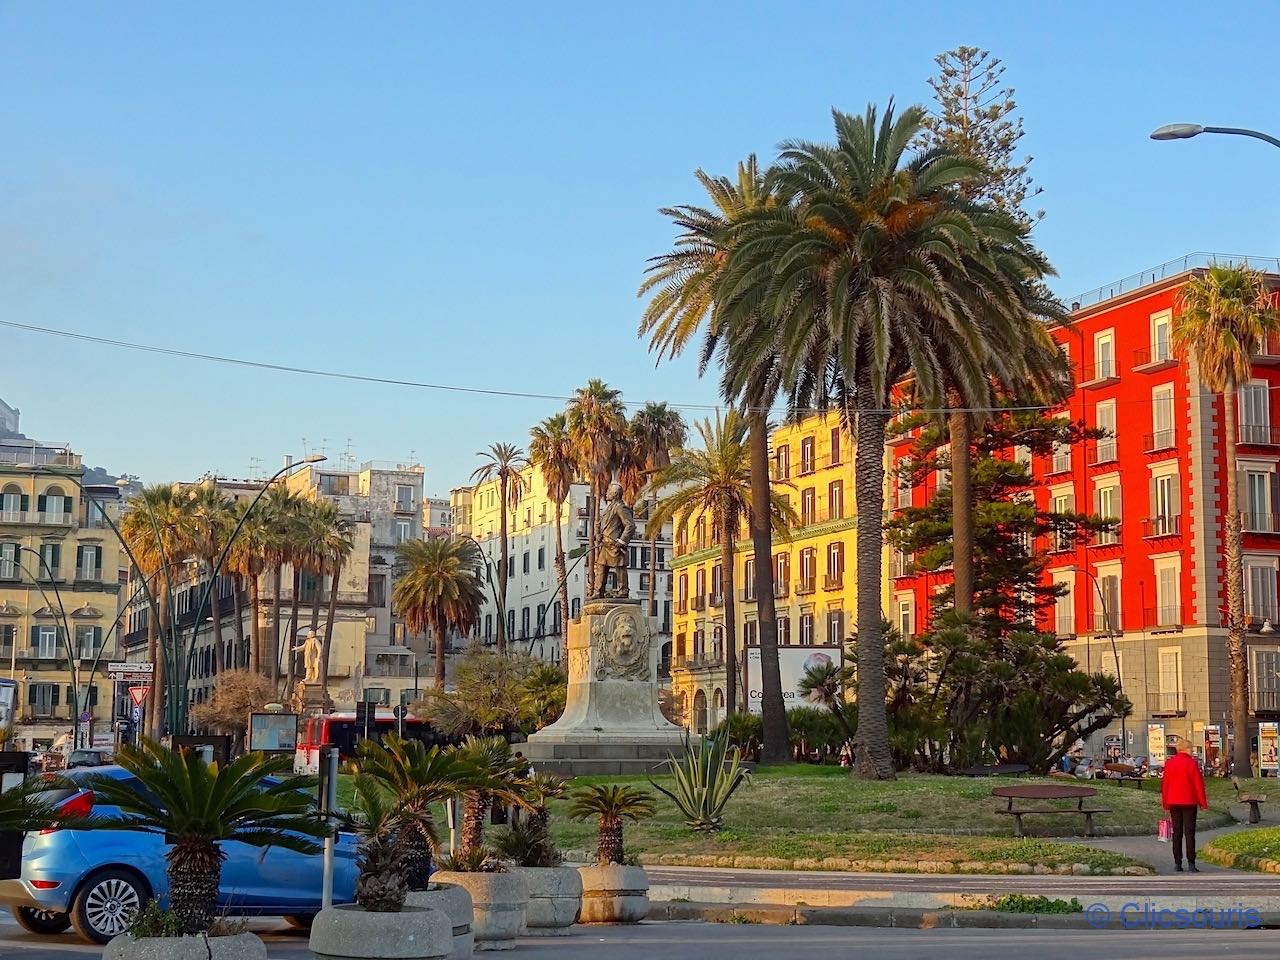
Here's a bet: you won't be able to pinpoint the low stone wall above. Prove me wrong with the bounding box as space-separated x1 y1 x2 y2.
563 851 1152 876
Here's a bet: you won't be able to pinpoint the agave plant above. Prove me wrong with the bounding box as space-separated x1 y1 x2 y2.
651 732 749 833
567 785 655 866
88 740 328 935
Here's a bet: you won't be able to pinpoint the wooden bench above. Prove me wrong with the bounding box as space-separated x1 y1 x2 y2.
1239 793 1268 823
1103 762 1144 788
992 784 1111 837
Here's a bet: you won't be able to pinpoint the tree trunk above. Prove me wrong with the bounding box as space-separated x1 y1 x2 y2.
597 816 624 865
144 597 159 742
461 792 489 855
286 565 302 691
433 612 447 689
150 589 170 741
851 395 896 780
553 501 570 640
496 476 509 654
949 410 974 616
647 493 659 618
749 412 788 763
166 843 222 936
310 574 323 633
270 566 283 685
250 575 265 675
209 563 225 675
720 515 738 719
231 576 245 670
321 561 342 705
588 477 601 598
1223 387 1253 777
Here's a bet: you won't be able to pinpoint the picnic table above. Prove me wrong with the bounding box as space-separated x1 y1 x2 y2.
991 784 1110 837
959 763 1031 777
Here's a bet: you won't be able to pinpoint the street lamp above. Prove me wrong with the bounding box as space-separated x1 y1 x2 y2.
1150 123 1280 150
454 533 507 649
1067 566 1128 753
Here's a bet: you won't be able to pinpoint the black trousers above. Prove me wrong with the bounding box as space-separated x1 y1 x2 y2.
1170 805 1198 864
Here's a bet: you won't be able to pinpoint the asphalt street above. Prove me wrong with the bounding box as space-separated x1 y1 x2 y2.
1 918 1276 960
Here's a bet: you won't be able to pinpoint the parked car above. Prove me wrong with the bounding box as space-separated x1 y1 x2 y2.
0 766 360 944
65 750 110 770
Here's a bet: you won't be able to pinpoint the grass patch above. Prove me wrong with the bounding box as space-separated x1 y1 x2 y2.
1204 826 1280 868
989 894 1083 914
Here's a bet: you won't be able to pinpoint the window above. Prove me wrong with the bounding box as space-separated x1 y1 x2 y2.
896 597 914 638
1050 491 1075 550
743 557 755 601
29 682 57 718
0 624 12 652
1053 572 1074 636
1151 310 1172 363
522 551 530 574
75 625 101 658
774 553 789 594
484 614 493 640
1150 472 1180 534
826 608 844 645
0 487 23 522
395 484 415 512
0 542 16 580
39 488 71 523
1096 571 1121 633
570 597 581 619
800 437 815 474
799 612 814 646
507 556 515 577
35 625 58 659
394 519 412 544
828 480 844 521
1013 444 1032 470
743 620 758 647
694 568 706 605
1245 469 1273 531
318 474 350 496
520 607 531 638
1093 329 1115 380
1051 438 1071 474
677 573 688 612
367 574 386 607
1158 647 1183 712
535 603 546 637
799 548 816 591
76 545 102 581
829 426 842 466
936 443 951 490
775 444 790 480
826 541 844 588
392 621 407 644
1251 648 1280 712
364 687 390 706
777 614 791 646
1155 560 1180 627
1246 560 1279 624
895 468 913 509
1094 401 1117 463
801 487 816 525
710 564 723 604
1151 385 1175 450
507 609 516 639
38 543 60 580
1095 482 1120 545
1240 380 1271 443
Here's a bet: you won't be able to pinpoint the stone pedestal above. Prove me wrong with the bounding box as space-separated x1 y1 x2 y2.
291 680 333 717
525 599 684 776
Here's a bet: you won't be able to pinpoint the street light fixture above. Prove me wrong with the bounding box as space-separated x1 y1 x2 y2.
1150 123 1280 150
1067 566 1128 753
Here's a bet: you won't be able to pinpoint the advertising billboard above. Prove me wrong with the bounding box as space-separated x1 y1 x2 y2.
1147 722 1167 766
249 712 299 752
1260 721 1279 775
745 645 843 714
0 679 14 731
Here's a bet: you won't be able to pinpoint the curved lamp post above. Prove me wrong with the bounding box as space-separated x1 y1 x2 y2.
1068 566 1128 752
1151 123 1280 150
454 533 507 649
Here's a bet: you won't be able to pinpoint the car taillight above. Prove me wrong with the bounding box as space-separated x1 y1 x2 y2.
30 880 60 889
40 790 93 834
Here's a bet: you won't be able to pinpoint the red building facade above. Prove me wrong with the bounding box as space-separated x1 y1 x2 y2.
890 257 1280 758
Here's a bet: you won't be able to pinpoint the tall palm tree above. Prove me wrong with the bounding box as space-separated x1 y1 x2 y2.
529 414 578 638
225 499 277 676
284 499 330 692
638 156 794 761
649 411 796 716
629 402 687 618
312 501 354 705
260 487 303 686
120 484 189 739
182 483 235 674
567 380 628 598
1175 264 1280 777
471 443 527 653
393 537 486 687
716 102 1057 778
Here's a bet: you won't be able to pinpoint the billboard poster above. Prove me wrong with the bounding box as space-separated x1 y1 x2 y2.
1203 724 1222 770
249 713 299 752
1147 722 1167 766
745 645 843 715
0 679 14 731
1259 722 1279 775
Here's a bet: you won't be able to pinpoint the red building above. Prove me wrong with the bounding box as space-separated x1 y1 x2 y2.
890 254 1280 761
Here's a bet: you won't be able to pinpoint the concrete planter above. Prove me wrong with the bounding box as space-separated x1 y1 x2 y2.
405 882 475 960
577 864 649 924
104 932 267 960
429 872 525 951
509 866 581 935
308 904 452 960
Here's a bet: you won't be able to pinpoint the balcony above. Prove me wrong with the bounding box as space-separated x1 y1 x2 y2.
1238 423 1280 446
1091 613 1120 635
393 501 418 514
774 580 789 599
823 574 843 591
1251 689 1280 714
76 569 102 584
1242 512 1280 534
739 587 756 602
1046 454 1072 477
1145 605 1183 631
672 652 725 671
364 659 417 678
1133 345 1178 373
1088 440 1118 467
1152 691 1186 717
1054 616 1076 639
675 600 688 615
1079 362 1121 389
1142 515 1182 538
709 591 724 608
795 578 817 596
691 596 707 612
1257 334 1280 366
1143 429 1176 454
1089 526 1121 548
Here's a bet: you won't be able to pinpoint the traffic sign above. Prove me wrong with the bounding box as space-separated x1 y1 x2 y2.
128 686 150 707
79 711 90 723
131 706 142 724
393 704 408 720
109 662 155 682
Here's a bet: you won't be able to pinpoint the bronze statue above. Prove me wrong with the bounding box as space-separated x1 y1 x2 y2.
591 480 636 599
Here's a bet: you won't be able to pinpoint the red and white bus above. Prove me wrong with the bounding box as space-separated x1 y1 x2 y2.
293 710 453 774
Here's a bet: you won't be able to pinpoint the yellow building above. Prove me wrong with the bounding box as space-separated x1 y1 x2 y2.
668 414 890 733
0 441 126 752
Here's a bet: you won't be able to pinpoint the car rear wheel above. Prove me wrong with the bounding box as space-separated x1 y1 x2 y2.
70 869 147 944
11 906 72 935
284 913 316 930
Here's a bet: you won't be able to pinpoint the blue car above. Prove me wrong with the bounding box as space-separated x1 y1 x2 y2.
0 766 360 944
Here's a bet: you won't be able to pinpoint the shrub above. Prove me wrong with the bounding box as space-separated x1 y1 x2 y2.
128 900 183 939
652 732 749 833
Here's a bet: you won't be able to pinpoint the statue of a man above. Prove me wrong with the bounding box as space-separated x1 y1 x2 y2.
591 480 636 599
292 629 324 684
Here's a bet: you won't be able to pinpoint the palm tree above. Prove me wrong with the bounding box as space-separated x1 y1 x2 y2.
1175 264 1280 777
225 499 277 676
629 402 687 618
120 484 189 739
393 538 486 687
649 411 796 716
567 380 628 597
260 487 304 686
314 502 354 705
471 443 527 653
0 779 61 834
567 784 655 865
450 735 526 856
182 483 235 674
529 414 578 641
88 740 326 934
638 156 794 762
716 102 1058 778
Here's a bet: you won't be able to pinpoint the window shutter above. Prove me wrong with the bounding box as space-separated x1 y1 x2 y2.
64 496 74 514
29 625 38 649
19 494 28 512
28 684 36 705
89 684 99 706
52 685 60 706
36 495 46 512
76 545 85 571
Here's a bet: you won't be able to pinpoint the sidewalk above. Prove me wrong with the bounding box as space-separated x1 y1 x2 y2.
1077 820 1250 875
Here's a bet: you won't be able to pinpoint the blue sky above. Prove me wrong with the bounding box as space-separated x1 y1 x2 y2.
2 2 1278 495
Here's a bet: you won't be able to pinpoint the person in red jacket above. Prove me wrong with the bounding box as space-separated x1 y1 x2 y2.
1161 738 1209 872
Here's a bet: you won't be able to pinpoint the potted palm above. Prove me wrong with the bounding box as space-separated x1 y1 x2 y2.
309 775 452 960
92 739 327 959
494 773 580 935
568 785 655 923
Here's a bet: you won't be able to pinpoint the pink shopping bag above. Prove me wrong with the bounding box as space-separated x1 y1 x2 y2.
1157 818 1172 841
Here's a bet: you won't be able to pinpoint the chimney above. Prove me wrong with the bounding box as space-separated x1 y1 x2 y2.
283 454 294 469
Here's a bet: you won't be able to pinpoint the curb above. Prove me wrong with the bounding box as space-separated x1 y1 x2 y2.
647 901 1280 929
1201 844 1280 874
567 852 1154 876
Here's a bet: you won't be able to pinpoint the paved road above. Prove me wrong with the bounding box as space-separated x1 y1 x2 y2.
0 920 1275 960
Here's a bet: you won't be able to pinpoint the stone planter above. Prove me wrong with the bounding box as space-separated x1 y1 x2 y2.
509 865 581 935
577 864 648 924
405 882 475 960
308 904 451 960
104 932 267 960
429 871 525 951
